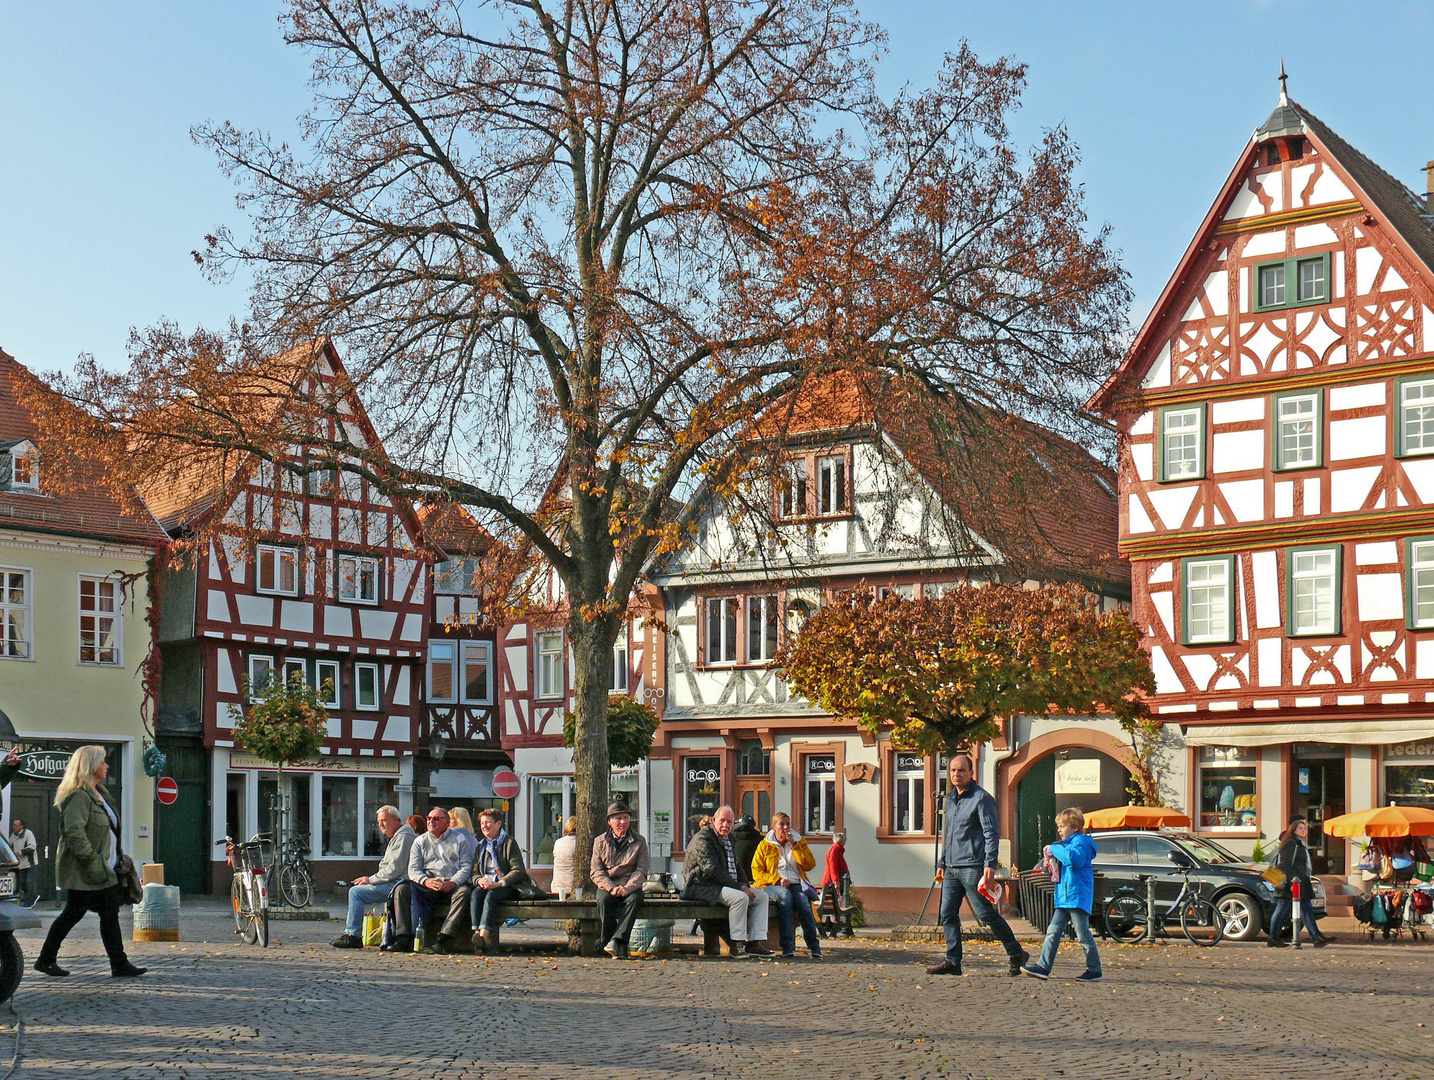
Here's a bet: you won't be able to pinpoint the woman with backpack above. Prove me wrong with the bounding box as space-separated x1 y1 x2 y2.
1268 815 1332 948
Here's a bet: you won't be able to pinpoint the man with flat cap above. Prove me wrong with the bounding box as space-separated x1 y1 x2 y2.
591 801 650 958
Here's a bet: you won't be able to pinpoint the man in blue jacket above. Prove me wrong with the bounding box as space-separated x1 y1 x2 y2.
926 754 1029 977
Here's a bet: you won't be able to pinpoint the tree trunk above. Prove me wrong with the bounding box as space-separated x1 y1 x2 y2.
567 616 615 893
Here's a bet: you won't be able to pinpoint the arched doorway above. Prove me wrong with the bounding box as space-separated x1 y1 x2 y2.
1014 748 1130 871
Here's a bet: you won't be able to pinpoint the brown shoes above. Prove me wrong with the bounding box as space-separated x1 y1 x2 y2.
925 960 961 976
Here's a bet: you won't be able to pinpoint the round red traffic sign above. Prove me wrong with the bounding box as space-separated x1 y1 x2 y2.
491 768 520 800
156 777 179 805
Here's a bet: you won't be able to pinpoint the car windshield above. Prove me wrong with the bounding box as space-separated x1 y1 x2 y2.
1173 834 1242 865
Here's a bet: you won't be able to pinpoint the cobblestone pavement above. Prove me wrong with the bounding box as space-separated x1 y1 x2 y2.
3 902 1433 1079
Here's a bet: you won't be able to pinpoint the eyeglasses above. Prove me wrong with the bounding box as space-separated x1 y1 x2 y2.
427 814 446 821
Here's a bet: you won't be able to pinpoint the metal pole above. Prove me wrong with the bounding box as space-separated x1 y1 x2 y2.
1291 880 1302 948
1145 875 1158 943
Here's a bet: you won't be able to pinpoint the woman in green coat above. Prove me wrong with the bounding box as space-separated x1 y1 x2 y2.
33 746 145 978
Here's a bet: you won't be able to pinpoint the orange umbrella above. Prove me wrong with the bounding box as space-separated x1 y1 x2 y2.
1085 805 1192 830
1321 806 1434 838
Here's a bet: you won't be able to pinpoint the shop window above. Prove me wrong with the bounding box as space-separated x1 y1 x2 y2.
1273 391 1322 470
893 753 925 834
683 756 722 845
1398 377 1434 457
803 754 837 835
226 772 248 844
362 776 399 857
338 554 381 604
746 594 779 663
0 568 30 660
321 776 359 857
611 770 640 815
1383 741 1434 809
1196 746 1257 829
1287 545 1342 636
78 575 121 665
1183 556 1235 645
1159 405 1205 482
536 630 565 699
258 771 311 842
256 544 300 597
530 776 567 865
354 662 381 710
705 597 738 664
314 659 341 709
1408 538 1434 629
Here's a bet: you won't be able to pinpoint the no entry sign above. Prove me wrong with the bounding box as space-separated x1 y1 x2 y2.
156 777 179 805
491 768 520 800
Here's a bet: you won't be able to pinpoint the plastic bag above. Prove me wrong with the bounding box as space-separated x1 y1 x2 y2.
363 913 385 946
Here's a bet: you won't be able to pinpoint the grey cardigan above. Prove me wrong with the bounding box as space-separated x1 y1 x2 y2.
371 823 418 885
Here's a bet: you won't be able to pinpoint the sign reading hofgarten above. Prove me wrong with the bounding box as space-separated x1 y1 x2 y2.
18 751 72 780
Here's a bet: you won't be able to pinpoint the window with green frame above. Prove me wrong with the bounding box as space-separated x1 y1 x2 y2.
1159 404 1206 482
1183 555 1236 645
1272 390 1322 470
1253 253 1331 312
1285 545 1342 637
1396 377 1434 457
1407 538 1434 630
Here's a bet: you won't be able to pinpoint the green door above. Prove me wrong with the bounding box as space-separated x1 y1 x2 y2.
154 744 209 894
1016 755 1057 873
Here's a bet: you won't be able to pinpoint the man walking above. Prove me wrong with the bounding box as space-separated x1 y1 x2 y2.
10 817 37 907
332 804 416 949
591 801 649 958
926 754 1029 977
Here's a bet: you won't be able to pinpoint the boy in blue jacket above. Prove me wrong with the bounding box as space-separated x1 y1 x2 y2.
1023 807 1102 981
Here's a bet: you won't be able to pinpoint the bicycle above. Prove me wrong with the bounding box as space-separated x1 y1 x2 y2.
276 833 316 909
1102 851 1225 946
218 833 273 947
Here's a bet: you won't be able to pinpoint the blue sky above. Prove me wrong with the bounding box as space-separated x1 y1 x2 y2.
2 1 1431 372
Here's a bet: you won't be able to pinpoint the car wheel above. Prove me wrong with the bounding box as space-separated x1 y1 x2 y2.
1215 891 1261 941
0 932 22 1005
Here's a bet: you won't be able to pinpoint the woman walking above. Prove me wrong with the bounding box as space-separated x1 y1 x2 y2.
1268 815 1332 948
33 746 146 978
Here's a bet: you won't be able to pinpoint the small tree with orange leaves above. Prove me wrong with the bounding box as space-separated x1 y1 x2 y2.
779 584 1154 764
21 2 1129 884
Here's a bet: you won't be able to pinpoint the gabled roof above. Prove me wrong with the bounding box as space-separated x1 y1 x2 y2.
0 350 168 547
1089 93 1434 413
417 502 495 558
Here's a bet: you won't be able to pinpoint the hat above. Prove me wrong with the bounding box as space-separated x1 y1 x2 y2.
1288 813 1305 825
606 801 632 819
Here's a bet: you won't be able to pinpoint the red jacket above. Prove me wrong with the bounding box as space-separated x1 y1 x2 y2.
821 843 849 886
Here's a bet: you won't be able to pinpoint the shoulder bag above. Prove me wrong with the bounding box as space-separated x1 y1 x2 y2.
106 803 143 904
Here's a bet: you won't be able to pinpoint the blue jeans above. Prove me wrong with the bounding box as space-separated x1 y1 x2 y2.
470 884 520 932
345 881 397 937
1036 906 1101 976
1269 894 1321 942
765 883 821 955
940 867 1021 965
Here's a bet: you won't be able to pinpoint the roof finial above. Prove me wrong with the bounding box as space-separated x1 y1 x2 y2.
1278 60 1289 106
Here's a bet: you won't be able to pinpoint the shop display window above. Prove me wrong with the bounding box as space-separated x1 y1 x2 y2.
363 777 399 856
321 776 359 856
684 756 722 844
1196 746 1257 829
531 776 566 866
1384 741 1434 809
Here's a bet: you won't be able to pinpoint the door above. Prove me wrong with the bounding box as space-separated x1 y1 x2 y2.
1291 745 1346 875
154 744 210 894
10 788 55 903
735 778 772 830
1016 755 1057 871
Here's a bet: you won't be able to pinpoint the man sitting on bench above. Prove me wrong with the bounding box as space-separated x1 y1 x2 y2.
682 805 771 957
387 808 475 954
591 801 650 958
332 804 416 949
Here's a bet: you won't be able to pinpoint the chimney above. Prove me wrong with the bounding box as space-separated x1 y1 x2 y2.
1425 161 1434 213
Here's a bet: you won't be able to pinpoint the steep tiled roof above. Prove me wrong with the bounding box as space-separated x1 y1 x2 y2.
0 350 168 546
418 502 494 557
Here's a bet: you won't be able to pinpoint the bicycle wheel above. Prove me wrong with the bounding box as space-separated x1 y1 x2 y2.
232 877 258 945
279 863 314 908
1103 891 1150 943
1180 898 1224 946
254 904 269 948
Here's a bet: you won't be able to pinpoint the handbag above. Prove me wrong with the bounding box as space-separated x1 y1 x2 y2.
106 798 144 904
514 878 550 901
1261 865 1287 890
1371 895 1388 925
1381 855 1397 883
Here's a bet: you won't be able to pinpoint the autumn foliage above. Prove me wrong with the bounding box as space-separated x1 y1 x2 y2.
779 584 1154 755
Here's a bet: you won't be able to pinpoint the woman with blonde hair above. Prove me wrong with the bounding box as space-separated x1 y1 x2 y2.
34 746 146 978
550 816 579 900
448 807 475 839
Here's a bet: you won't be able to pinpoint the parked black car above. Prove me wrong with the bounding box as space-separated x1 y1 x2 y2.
0 831 37 1004
1091 830 1326 941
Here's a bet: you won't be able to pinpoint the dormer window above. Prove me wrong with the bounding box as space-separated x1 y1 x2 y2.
2 441 38 493
774 447 853 520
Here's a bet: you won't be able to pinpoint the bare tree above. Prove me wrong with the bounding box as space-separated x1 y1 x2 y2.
22 0 1128 880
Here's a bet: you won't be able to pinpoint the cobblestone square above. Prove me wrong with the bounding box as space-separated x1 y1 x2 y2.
0 902 1430 1079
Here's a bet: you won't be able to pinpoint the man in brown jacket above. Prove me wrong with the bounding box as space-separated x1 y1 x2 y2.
591 801 650 958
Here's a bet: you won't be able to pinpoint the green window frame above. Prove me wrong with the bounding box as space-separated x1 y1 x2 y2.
1182 555 1237 646
1158 404 1206 482
1253 253 1331 312
1272 390 1323 471
1407 538 1434 630
1285 545 1343 637
1396 376 1434 458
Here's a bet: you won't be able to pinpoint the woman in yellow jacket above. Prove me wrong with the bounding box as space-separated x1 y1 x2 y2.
751 812 822 959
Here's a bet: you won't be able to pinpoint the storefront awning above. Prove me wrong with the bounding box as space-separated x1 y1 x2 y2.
1182 718 1434 748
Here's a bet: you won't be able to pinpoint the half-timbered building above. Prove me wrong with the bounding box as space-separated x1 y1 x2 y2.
1091 78 1434 879
147 340 431 892
645 377 1129 914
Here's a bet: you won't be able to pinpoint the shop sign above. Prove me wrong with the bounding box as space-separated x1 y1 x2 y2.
17 751 71 780
1055 758 1101 794
228 752 401 775
1384 740 1434 763
651 810 672 844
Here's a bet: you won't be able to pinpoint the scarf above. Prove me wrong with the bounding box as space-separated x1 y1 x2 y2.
479 828 509 879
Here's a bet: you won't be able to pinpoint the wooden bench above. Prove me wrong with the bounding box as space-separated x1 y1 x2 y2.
477 897 731 957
